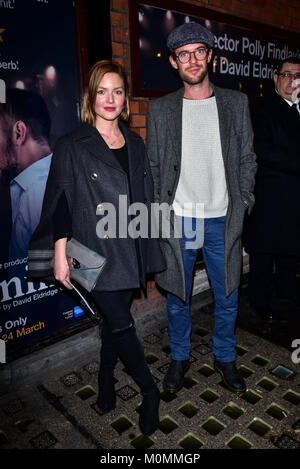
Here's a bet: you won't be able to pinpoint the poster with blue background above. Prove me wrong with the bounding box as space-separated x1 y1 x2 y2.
0 0 89 360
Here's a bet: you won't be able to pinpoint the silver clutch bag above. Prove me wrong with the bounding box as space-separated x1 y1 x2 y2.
66 238 106 292
27 238 106 292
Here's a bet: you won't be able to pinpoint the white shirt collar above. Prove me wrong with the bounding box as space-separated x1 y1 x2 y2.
275 88 297 107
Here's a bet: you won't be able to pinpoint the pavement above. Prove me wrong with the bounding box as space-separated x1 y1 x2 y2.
0 282 300 452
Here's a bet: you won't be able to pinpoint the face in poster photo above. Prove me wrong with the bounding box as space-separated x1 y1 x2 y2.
0 89 52 261
0 0 83 355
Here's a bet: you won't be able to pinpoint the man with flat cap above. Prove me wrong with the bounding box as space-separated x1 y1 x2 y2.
147 22 257 394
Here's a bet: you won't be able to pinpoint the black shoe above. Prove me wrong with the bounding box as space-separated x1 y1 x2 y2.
163 359 190 393
214 360 246 393
139 386 160 436
96 394 116 414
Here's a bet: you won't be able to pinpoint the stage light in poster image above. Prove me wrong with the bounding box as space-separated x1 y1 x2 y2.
36 65 57 95
15 80 25 89
165 10 175 32
45 65 56 81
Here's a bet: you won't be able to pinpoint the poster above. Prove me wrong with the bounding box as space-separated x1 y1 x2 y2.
138 4 300 96
0 0 87 359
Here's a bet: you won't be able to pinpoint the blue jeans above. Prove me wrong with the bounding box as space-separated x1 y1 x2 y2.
167 216 238 363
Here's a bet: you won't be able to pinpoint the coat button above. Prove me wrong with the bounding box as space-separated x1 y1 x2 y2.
144 170 147 176
97 204 103 211
103 234 109 240
168 190 172 196
174 165 178 171
91 173 98 180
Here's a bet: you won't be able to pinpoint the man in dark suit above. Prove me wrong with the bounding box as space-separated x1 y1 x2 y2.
147 22 256 394
244 58 300 321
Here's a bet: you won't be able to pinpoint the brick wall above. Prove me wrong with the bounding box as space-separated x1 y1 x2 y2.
110 0 300 313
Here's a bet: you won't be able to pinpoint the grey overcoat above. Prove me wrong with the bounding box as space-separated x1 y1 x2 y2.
27 121 166 291
146 84 257 300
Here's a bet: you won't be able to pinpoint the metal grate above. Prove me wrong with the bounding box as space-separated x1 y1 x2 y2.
1 305 300 450
29 431 57 449
273 434 300 449
110 415 134 434
60 372 82 387
116 385 139 402
226 434 253 449
159 415 179 434
178 433 204 450
201 416 226 436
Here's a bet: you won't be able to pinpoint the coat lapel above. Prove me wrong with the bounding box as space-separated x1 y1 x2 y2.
212 84 232 164
78 121 144 176
76 122 125 172
119 120 141 176
166 88 184 163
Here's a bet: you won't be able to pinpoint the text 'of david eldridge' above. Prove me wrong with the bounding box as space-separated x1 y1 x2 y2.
99 453 201 466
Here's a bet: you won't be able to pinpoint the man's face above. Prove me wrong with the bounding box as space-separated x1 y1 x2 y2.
274 62 300 101
169 42 212 86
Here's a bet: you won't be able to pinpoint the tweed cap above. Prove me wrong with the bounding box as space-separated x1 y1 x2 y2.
167 21 215 52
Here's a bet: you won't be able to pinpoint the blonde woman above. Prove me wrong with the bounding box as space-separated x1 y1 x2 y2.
28 61 165 436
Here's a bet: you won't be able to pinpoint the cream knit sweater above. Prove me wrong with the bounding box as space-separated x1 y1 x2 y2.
173 96 228 219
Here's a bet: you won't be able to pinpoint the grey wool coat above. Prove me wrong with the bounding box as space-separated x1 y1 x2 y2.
27 121 166 291
146 84 257 300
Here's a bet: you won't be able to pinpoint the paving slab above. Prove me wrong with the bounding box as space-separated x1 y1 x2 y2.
0 290 299 451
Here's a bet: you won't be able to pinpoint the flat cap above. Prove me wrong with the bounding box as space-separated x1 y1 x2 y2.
167 21 215 52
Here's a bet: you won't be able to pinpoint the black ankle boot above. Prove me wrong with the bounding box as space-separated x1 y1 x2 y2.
163 359 190 393
97 369 116 413
214 360 246 393
139 386 160 436
115 326 160 433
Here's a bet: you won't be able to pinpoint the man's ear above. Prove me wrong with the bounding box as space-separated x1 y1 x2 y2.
207 49 213 64
169 54 178 70
12 120 27 146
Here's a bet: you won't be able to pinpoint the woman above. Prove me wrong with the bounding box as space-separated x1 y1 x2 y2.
28 60 166 436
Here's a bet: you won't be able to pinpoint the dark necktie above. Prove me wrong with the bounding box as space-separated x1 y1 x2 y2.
291 103 300 118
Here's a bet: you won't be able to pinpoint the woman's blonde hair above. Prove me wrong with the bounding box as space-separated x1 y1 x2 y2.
81 60 130 125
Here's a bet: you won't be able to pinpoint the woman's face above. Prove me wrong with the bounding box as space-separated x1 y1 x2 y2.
94 72 125 123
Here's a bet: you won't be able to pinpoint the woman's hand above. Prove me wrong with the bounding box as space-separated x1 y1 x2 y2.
54 238 73 290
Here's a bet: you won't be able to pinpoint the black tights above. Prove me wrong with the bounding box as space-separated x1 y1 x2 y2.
100 318 156 395
93 290 156 398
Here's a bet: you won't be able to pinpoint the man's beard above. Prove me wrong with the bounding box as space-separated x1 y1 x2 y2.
179 66 208 86
0 143 18 185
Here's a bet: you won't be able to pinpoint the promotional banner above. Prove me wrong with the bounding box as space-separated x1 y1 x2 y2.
0 0 88 359
138 4 300 96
